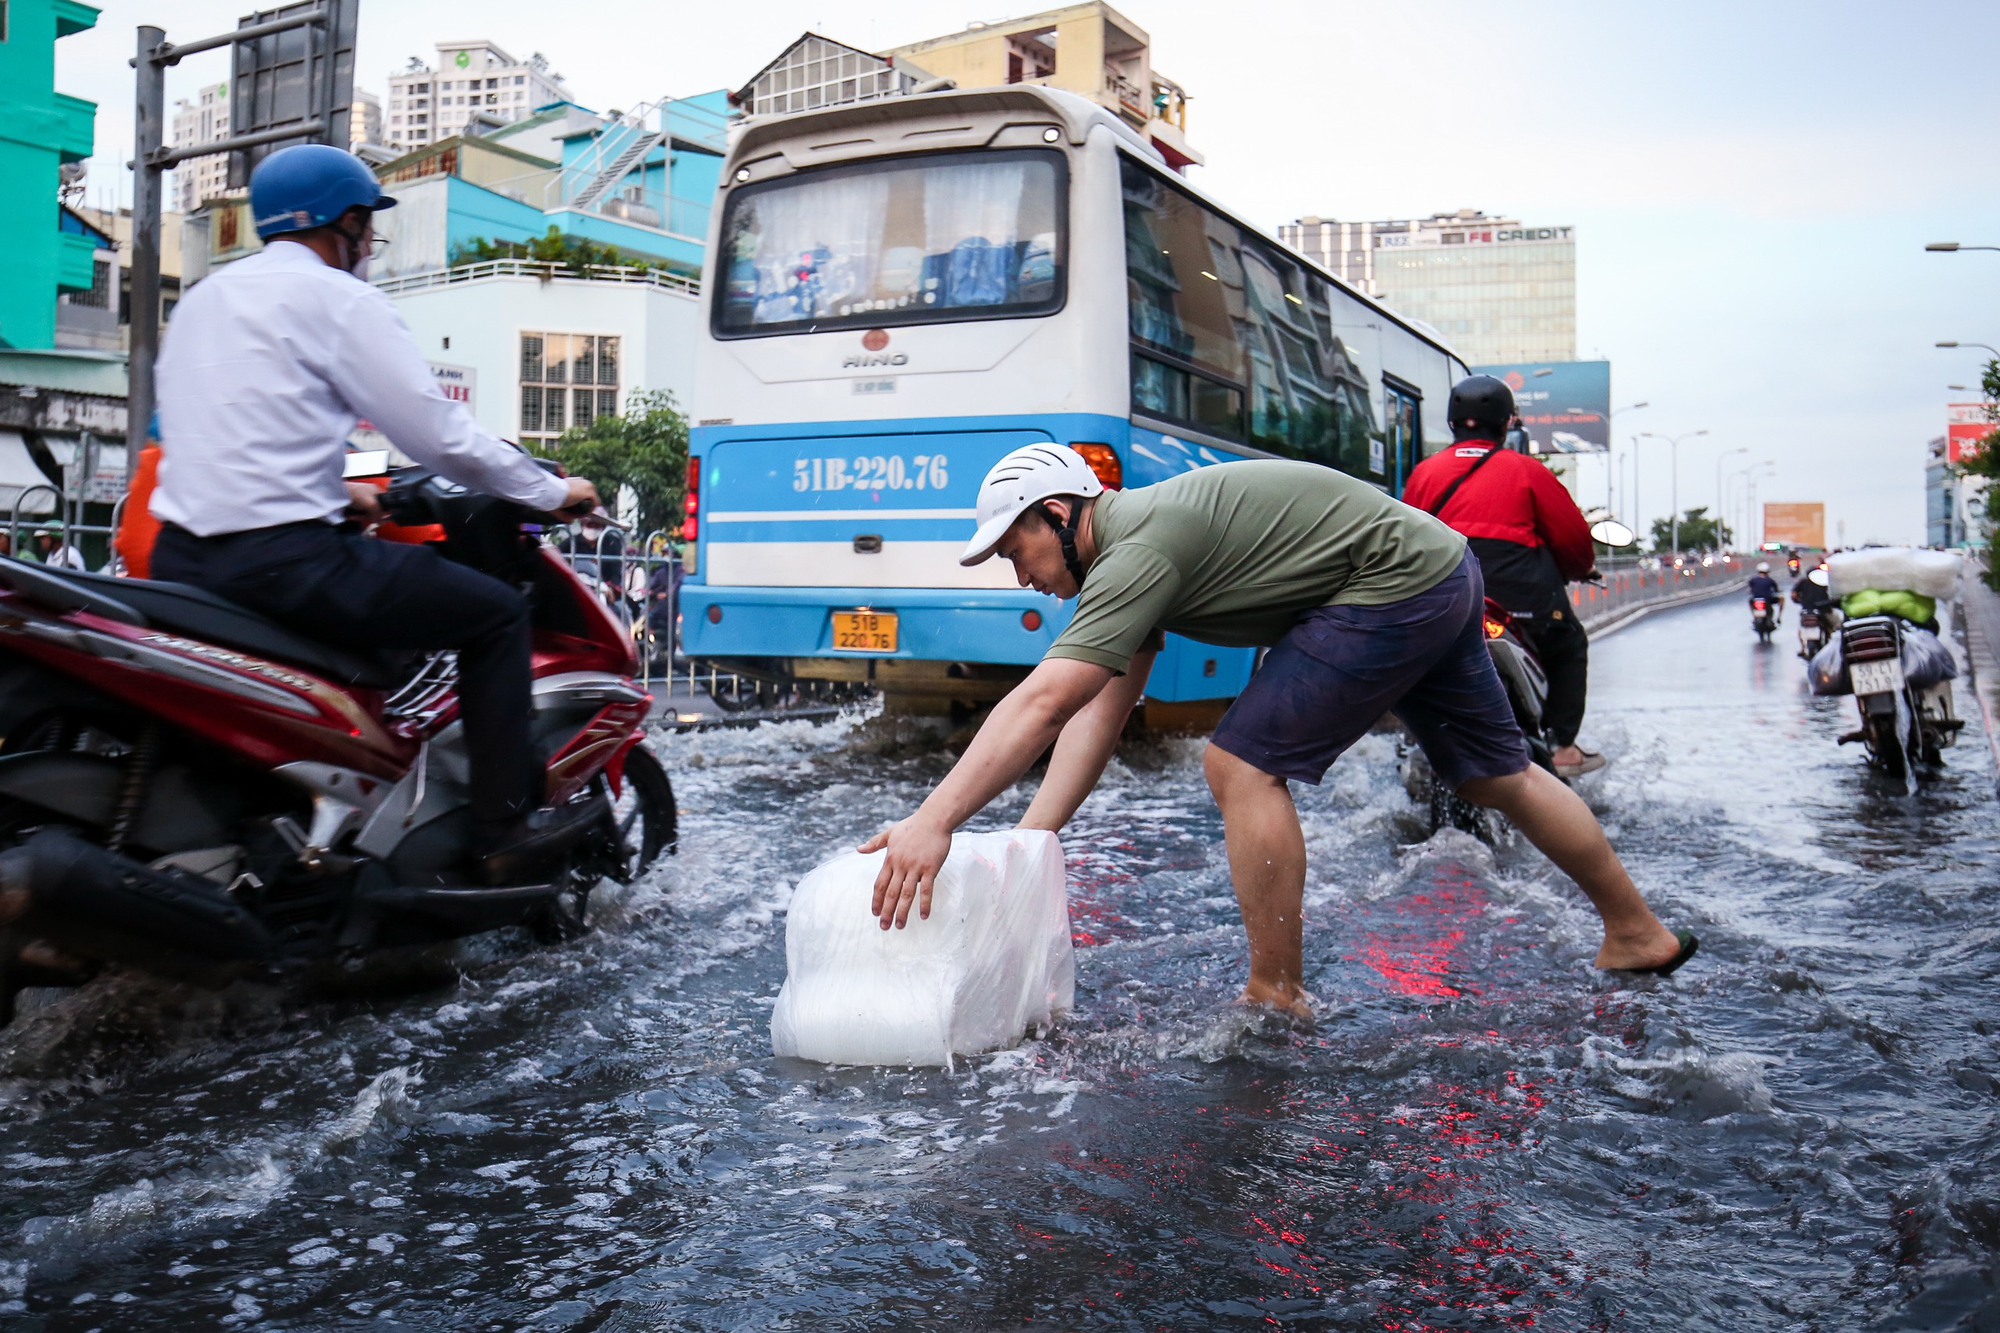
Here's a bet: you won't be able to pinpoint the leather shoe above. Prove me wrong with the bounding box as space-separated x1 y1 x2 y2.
476 799 605 887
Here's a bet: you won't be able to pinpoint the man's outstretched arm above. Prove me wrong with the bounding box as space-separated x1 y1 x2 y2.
863 656 1114 929
1019 648 1156 833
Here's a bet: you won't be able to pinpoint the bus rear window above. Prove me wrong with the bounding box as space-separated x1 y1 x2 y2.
714 149 1067 337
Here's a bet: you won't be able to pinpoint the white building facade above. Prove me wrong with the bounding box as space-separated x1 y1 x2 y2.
170 84 232 214
375 264 701 450
385 42 570 156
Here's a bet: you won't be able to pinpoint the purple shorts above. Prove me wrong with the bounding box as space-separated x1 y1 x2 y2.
1209 553 1531 790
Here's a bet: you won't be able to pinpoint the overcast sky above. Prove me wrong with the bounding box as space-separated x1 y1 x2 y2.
60 0 2000 545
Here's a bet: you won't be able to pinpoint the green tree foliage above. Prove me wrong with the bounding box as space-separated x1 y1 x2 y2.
525 389 689 537
1951 357 2000 588
1648 505 1732 553
452 227 698 283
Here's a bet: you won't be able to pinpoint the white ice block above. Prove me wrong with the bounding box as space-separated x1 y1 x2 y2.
770 830 1074 1067
1826 547 1962 599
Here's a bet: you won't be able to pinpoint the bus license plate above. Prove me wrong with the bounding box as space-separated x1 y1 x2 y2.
1850 659 1904 694
833 610 898 653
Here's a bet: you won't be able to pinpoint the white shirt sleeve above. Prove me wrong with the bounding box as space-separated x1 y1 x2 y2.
323 285 571 513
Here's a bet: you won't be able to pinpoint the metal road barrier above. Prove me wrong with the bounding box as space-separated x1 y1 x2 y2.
1573 552 1748 633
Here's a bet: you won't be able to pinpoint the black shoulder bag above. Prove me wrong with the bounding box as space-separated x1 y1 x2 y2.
1421 446 1504 518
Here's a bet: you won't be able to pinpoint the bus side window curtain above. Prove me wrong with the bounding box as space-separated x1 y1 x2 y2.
1383 380 1422 497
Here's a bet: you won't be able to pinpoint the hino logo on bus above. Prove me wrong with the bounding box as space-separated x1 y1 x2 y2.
842 352 909 369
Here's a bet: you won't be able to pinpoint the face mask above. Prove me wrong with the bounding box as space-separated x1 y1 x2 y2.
335 218 372 281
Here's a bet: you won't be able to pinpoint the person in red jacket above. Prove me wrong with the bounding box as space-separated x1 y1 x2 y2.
1403 375 1603 778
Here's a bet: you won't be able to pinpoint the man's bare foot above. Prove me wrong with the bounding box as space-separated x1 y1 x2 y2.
1239 981 1316 1028
1596 924 1698 974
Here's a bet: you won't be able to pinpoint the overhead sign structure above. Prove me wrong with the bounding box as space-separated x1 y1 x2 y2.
129 3 360 478
1475 360 1612 453
228 0 358 186
1948 402 1993 465
1764 502 1826 550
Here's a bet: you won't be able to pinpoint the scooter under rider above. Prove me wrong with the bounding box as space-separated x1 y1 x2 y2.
1748 562 1782 617
1401 375 1605 779
152 144 604 886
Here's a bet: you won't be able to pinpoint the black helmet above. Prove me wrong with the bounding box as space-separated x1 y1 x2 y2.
1448 375 1514 443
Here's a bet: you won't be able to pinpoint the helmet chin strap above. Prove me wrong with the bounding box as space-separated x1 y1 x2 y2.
1038 503 1087 589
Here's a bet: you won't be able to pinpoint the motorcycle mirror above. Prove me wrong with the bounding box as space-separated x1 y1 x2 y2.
1589 518 1637 549
1809 567 1830 587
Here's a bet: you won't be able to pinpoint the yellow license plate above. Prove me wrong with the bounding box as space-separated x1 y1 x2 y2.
832 610 898 653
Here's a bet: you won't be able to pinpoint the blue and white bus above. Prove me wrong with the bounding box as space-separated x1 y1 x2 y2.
679 86 1468 708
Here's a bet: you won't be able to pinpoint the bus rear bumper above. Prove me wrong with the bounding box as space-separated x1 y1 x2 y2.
676 583 1257 704
678 584 1059 668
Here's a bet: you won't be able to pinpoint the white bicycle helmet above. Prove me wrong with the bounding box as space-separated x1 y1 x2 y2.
960 444 1105 567
1756 561 1770 573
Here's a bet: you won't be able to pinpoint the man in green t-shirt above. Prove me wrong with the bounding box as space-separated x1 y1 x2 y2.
863 445 1697 1020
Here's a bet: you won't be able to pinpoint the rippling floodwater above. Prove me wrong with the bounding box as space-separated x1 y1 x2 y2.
1 594 1996 1331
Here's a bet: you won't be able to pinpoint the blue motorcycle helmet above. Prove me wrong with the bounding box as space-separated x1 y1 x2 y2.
250 143 397 241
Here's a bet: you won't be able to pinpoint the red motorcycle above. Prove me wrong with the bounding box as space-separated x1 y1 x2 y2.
0 467 675 1024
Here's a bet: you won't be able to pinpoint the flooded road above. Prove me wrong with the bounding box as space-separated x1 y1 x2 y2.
2 593 1996 1331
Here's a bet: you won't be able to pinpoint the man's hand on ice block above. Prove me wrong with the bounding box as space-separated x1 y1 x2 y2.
862 813 953 931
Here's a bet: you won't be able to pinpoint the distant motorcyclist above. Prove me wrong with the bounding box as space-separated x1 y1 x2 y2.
1402 375 1604 779
1791 564 1832 614
562 507 627 585
153 144 603 886
1748 561 1782 613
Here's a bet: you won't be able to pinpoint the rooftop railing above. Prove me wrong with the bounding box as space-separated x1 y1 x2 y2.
373 259 701 299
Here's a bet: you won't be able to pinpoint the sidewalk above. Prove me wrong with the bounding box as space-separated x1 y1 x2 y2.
1954 573 2000 783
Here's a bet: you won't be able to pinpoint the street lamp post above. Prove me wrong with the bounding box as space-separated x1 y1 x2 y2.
1637 429 1709 554
1714 446 1749 549
1565 401 1648 515
1729 461 1775 549
1927 242 2000 253
1937 340 2000 357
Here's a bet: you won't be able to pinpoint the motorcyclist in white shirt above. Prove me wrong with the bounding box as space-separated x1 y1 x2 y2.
152 144 604 885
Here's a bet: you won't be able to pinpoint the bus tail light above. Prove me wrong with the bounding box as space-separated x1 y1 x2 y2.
1069 442 1123 490
682 457 700 542
1021 610 1043 632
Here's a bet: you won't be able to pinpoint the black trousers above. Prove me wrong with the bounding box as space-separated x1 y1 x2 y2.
1516 611 1590 749
153 521 539 826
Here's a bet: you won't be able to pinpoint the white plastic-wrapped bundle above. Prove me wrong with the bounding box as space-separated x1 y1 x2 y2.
1826 547 1962 599
770 830 1073 1067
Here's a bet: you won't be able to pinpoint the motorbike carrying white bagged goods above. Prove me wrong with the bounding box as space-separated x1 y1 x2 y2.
1807 624 1958 697
1825 547 1962 600
770 830 1074 1066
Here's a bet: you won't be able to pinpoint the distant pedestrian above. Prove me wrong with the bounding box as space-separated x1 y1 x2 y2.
646 547 685 658
34 522 86 571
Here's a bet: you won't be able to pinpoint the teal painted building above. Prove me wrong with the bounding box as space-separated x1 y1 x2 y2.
0 0 98 350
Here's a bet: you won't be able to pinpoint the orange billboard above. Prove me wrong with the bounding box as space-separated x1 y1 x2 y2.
1764 503 1825 549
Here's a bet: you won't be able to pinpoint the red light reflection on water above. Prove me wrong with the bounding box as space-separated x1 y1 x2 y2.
1064 838 1147 948
1354 880 1485 999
